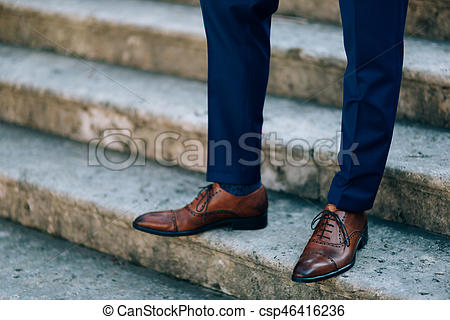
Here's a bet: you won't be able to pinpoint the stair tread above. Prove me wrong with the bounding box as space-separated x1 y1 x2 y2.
0 122 448 299
167 0 450 41
2 0 449 83
0 218 227 299
0 44 448 189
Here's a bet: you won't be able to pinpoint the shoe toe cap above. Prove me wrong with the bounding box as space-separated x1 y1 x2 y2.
133 211 175 232
293 252 337 279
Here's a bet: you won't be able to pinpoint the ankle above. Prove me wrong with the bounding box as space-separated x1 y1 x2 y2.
218 181 262 196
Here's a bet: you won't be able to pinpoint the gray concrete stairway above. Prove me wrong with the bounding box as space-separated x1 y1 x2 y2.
0 0 448 128
0 45 448 235
0 217 228 299
170 0 450 40
0 123 448 299
0 0 448 300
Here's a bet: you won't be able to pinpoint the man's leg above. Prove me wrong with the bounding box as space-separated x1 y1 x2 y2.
201 0 279 186
328 0 409 212
293 0 409 282
133 0 279 236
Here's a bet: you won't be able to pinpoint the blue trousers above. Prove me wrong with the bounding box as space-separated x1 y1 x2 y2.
201 0 409 212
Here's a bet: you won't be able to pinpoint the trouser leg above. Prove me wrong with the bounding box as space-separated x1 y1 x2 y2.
200 0 279 184
328 0 409 212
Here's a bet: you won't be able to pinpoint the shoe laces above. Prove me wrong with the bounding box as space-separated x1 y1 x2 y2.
311 210 350 246
193 184 214 213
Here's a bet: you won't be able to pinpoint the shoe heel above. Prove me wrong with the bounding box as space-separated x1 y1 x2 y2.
232 212 268 230
358 226 368 250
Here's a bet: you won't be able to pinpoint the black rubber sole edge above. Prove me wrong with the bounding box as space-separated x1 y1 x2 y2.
291 225 369 283
132 211 268 237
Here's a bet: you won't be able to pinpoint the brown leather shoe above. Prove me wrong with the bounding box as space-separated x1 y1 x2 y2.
292 204 368 283
133 182 268 236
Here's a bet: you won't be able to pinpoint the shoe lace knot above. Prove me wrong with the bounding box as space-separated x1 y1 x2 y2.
311 210 351 246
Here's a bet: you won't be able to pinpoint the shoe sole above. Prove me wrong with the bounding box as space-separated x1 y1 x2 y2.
132 212 268 237
291 225 369 283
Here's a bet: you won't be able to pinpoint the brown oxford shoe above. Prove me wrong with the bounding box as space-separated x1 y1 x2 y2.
292 204 368 283
133 182 268 236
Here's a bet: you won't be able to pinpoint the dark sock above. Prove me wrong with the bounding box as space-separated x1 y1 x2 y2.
219 180 262 196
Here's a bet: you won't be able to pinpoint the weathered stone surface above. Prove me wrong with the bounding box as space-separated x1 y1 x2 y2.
0 124 448 299
0 218 228 299
0 0 448 128
170 0 450 40
0 45 448 235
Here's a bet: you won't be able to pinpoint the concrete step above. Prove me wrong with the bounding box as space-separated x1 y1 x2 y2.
0 218 228 299
0 45 448 235
0 123 448 299
169 0 450 41
0 0 448 129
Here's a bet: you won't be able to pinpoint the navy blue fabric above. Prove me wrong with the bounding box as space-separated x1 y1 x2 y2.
328 0 409 212
220 180 262 196
200 0 279 184
201 0 409 212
